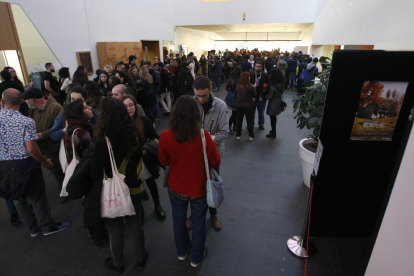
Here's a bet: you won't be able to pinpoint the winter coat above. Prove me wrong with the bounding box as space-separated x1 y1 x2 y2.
266 83 284 116
305 62 319 83
196 92 229 155
236 85 257 109
140 79 157 107
150 69 161 94
160 68 171 93
49 109 98 141
250 71 270 99
177 67 194 96
241 60 252 72
277 60 287 77
64 119 95 163
287 59 299 74
212 60 223 76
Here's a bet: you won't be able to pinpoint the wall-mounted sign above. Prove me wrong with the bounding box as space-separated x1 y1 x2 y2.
351 80 409 141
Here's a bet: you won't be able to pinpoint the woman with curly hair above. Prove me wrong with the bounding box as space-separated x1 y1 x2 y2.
90 98 148 272
159 95 221 268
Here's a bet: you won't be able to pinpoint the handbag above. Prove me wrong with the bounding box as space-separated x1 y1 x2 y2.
200 129 224 208
100 137 136 218
60 128 80 197
59 138 68 173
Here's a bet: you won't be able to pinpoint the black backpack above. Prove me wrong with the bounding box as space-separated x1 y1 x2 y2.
183 72 194 89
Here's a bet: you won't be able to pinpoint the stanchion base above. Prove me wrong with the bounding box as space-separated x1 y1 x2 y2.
287 236 316 258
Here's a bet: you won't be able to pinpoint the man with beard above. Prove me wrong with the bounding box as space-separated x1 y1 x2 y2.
22 87 66 201
43 63 61 103
250 60 269 130
128 55 137 69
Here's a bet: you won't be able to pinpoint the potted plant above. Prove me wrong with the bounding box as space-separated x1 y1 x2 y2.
292 56 331 187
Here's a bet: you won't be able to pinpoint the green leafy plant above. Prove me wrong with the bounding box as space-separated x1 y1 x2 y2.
293 56 331 143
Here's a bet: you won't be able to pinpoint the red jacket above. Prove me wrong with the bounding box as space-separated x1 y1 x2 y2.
159 129 220 198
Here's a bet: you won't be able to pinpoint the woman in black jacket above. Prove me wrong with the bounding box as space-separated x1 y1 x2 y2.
121 95 166 221
266 68 285 138
226 66 242 133
139 66 157 122
176 61 194 97
92 98 148 272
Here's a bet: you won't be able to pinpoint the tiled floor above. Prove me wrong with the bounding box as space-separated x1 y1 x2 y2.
0 86 370 275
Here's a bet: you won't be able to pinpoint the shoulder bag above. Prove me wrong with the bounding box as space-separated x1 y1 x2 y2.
200 129 224 208
60 128 80 197
100 137 136 218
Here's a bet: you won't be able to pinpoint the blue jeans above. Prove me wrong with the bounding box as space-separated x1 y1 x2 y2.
105 193 145 267
154 94 160 118
168 189 208 264
255 99 266 127
5 199 17 213
212 74 220 90
289 71 296 89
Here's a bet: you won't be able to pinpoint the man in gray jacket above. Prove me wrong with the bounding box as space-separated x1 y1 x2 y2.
187 75 228 231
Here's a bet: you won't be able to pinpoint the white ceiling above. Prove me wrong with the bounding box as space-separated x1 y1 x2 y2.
180 23 312 33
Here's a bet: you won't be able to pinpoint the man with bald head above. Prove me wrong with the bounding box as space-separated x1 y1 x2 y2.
112 84 145 116
0 88 70 236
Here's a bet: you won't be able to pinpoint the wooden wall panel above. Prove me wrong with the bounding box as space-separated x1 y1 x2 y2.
0 2 19 50
97 42 143 70
142 40 160 64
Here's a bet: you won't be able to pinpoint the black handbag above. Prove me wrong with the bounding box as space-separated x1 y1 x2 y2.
281 101 287 112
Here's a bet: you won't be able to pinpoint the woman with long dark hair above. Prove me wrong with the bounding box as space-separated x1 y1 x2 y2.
225 66 242 133
266 67 285 138
84 80 102 109
98 71 109 97
91 98 147 272
59 67 71 105
121 95 166 220
235 72 257 140
199 54 207 76
4 67 23 86
76 65 89 80
159 95 220 268
73 70 86 87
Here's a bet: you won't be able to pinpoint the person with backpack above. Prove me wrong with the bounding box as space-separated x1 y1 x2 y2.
177 61 194 97
296 57 310 94
304 57 319 85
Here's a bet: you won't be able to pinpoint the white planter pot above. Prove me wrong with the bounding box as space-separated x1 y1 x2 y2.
299 138 316 188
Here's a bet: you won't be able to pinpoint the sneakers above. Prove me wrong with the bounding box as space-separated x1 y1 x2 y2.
137 249 148 269
43 222 70 236
155 204 166 221
30 229 40 237
191 247 209 268
186 216 192 230
210 215 222 231
249 136 255 141
104 257 124 273
236 136 241 140
178 242 193 261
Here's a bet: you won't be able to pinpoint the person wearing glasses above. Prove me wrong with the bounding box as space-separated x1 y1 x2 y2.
186 75 228 231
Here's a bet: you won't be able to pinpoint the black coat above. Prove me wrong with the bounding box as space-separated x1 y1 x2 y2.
250 71 270 99
177 68 194 96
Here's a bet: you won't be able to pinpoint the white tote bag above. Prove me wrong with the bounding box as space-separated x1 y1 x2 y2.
100 137 136 218
60 128 80 197
59 138 68 173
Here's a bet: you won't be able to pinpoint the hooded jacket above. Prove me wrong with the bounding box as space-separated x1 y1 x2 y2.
305 62 318 83
195 92 229 155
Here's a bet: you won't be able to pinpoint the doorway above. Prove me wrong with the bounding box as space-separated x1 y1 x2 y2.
141 40 160 64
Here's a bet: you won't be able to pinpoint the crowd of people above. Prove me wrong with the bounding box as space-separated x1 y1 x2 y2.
0 47 320 272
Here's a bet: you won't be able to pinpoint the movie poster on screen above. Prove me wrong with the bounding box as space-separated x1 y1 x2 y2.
350 81 409 141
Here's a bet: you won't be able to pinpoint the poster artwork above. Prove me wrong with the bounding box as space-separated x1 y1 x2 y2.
351 80 409 141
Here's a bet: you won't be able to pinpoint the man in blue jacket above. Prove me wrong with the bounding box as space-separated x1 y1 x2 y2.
241 54 252 72
211 56 222 92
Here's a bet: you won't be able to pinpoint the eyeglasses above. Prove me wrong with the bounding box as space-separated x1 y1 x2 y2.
195 94 209 99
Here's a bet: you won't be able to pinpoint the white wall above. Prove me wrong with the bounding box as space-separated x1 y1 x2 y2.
174 27 216 58
365 125 414 276
312 0 414 50
173 0 324 26
8 0 175 78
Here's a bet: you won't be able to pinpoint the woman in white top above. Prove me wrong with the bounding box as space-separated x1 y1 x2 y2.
187 57 195 79
59 67 71 105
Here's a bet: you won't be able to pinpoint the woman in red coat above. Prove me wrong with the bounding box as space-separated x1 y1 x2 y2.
159 95 220 267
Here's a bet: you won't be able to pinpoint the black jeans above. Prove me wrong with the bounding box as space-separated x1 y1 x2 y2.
236 107 255 137
87 218 106 243
145 176 160 206
229 109 237 129
105 193 145 267
270 115 277 132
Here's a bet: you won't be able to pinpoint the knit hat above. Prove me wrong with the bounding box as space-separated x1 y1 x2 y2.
22 87 44 99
